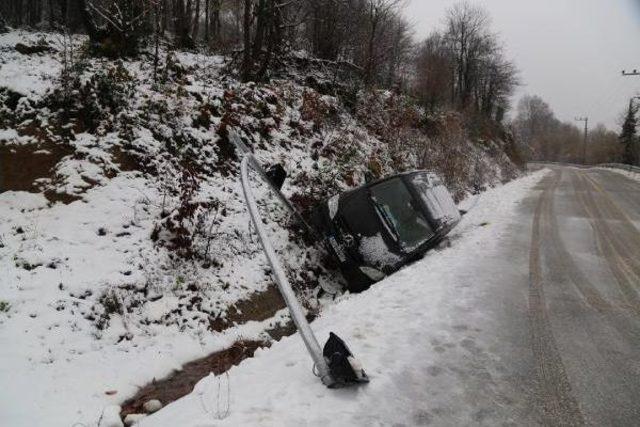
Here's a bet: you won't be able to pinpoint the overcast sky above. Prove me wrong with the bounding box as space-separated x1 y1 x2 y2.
404 0 640 130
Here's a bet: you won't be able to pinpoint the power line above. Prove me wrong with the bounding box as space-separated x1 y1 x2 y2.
575 116 589 164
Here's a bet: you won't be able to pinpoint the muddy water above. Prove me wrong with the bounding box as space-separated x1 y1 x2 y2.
119 340 267 418
120 284 315 420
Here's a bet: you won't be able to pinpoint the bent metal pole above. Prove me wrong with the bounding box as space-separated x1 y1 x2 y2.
231 131 319 239
240 155 335 387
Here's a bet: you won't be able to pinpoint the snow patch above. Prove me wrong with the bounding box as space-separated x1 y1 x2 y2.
359 233 401 267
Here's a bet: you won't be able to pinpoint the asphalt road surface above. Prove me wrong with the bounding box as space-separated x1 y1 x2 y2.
522 166 640 426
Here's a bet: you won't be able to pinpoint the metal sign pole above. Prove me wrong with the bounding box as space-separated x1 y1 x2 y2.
240 155 335 387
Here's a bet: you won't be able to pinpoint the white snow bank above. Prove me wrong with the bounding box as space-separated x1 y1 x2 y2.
140 169 550 427
0 31 82 97
596 166 640 184
0 174 294 427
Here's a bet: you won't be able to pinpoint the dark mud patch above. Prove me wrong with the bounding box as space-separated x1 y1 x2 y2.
209 285 287 331
43 189 83 204
120 286 315 421
0 142 72 193
264 319 297 341
110 145 153 175
119 340 268 420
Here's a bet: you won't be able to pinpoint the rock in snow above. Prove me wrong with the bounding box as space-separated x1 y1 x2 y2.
142 399 163 414
123 413 147 426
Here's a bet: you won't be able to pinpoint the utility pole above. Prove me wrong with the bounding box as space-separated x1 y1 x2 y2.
632 96 640 166
575 117 589 164
621 72 639 166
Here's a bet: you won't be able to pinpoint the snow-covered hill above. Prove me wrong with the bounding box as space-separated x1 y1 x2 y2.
0 30 523 426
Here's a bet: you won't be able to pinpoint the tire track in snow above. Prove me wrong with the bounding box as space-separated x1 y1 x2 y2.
582 172 640 258
541 169 640 425
541 170 613 313
549 170 640 343
571 172 640 314
590 170 640 219
529 172 585 426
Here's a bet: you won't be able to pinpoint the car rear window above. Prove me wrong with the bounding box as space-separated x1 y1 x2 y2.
369 178 434 250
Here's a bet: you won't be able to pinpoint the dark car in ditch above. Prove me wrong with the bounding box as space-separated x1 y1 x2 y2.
311 170 461 292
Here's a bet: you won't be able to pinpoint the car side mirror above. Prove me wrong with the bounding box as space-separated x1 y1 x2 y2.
266 163 287 191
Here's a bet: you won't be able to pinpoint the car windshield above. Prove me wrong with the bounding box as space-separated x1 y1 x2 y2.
369 178 434 250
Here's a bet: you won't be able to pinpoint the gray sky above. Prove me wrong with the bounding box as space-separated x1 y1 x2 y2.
404 0 640 130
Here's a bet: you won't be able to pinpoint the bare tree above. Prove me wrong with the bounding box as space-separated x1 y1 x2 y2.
362 0 402 85
444 1 489 107
512 95 557 160
79 0 153 57
589 124 622 164
173 0 195 48
414 2 518 120
414 32 454 111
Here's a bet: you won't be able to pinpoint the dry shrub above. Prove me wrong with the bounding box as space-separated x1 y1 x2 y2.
301 89 338 131
419 113 474 200
151 165 221 261
355 91 424 171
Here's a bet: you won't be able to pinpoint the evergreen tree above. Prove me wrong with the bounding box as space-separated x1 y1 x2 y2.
620 100 638 165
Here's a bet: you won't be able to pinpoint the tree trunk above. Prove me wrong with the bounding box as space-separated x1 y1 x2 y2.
204 0 209 44
256 0 275 81
160 0 167 35
365 19 378 85
241 0 252 82
212 0 220 44
48 0 54 28
253 0 266 58
192 0 200 42
175 0 195 48
154 2 161 81
77 0 98 42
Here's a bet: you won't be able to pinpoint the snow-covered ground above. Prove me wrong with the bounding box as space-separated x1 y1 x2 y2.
0 176 295 427
135 169 549 427
1 29 528 427
0 30 72 97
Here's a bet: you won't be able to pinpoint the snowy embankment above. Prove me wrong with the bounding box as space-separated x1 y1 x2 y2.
138 169 549 427
0 30 63 97
597 166 640 183
0 179 292 427
1 29 524 427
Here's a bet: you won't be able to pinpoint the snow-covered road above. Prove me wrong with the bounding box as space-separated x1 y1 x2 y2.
138 169 553 427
